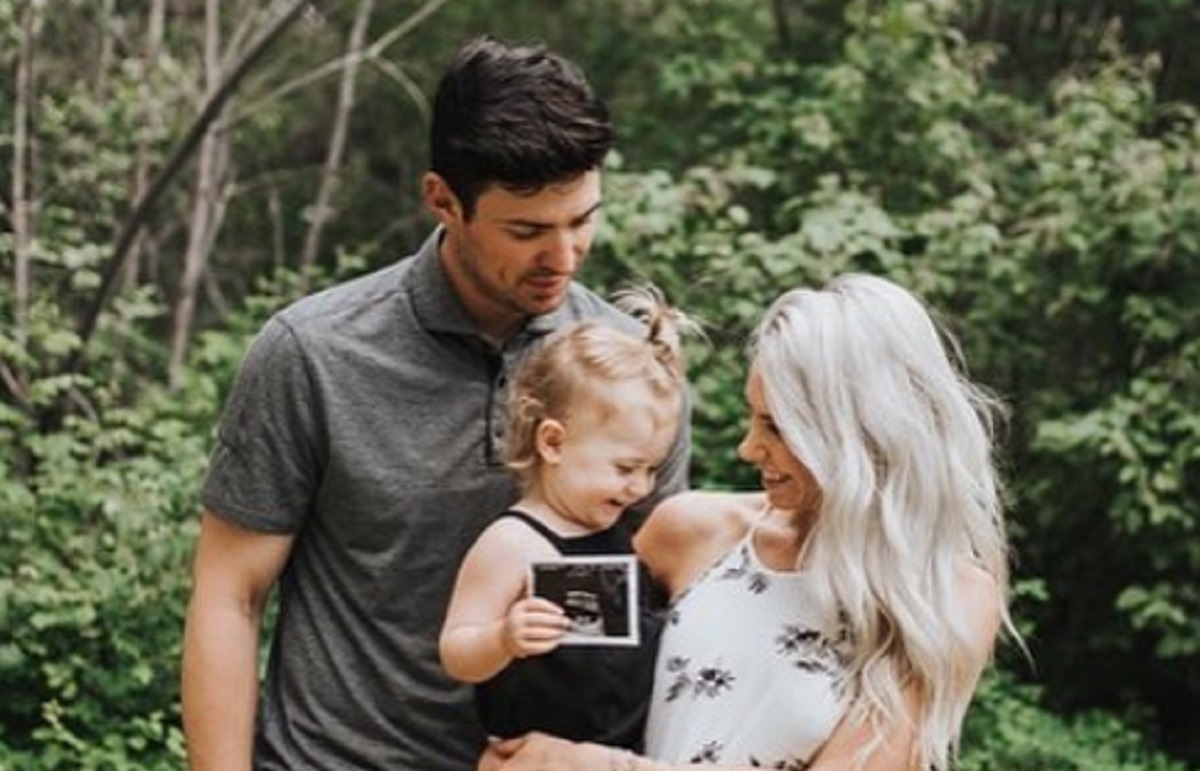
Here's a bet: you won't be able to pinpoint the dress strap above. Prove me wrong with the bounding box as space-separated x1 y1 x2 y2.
743 502 774 542
498 509 565 552
745 503 815 572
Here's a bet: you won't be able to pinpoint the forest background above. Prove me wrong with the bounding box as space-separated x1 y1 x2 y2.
1 0 1198 769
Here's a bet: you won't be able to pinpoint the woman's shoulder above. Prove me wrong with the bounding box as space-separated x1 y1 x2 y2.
635 490 764 595
652 489 763 530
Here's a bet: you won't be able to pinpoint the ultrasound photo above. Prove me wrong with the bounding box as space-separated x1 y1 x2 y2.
529 556 639 646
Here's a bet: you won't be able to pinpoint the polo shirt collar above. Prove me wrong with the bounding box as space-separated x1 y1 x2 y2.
408 228 574 342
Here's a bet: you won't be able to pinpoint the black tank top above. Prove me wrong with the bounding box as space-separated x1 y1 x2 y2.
473 510 664 750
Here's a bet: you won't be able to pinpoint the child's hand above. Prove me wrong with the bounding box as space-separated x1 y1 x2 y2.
503 597 570 659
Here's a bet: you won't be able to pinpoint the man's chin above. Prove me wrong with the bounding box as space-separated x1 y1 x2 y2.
523 292 570 316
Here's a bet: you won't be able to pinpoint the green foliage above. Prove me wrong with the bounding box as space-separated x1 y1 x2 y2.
980 58 1200 740
596 1 1200 761
0 228 206 766
0 261 320 767
0 393 202 767
960 669 1192 771
4 0 1200 766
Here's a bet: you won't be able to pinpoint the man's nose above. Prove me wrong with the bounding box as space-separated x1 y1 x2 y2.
540 230 579 272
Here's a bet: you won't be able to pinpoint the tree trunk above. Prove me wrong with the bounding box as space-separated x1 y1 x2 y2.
168 0 226 390
299 0 376 285
10 0 40 403
125 0 167 290
5 0 42 475
96 0 116 96
770 0 791 50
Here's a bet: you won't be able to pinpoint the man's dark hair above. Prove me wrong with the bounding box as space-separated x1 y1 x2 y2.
430 36 614 217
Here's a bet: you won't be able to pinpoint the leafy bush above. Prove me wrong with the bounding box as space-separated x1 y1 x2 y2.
0 394 202 768
0 266 308 768
597 2 1200 758
961 669 1191 771
3 0 1198 767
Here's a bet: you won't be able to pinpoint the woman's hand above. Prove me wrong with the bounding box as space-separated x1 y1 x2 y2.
478 733 614 771
478 735 524 771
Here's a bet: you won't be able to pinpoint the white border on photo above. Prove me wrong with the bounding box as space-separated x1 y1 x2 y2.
529 555 640 647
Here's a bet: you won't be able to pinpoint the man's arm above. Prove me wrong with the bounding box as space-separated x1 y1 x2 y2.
181 511 295 771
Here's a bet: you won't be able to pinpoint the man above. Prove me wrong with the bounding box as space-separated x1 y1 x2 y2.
181 36 689 771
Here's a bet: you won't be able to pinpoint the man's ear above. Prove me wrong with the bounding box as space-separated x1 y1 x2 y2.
535 419 567 464
422 172 462 226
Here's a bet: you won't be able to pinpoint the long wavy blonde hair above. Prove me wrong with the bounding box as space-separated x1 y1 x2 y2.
750 274 1014 771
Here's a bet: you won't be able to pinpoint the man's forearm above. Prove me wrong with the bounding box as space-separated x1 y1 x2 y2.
181 600 262 771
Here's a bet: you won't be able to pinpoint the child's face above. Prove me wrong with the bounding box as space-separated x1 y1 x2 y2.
538 382 678 530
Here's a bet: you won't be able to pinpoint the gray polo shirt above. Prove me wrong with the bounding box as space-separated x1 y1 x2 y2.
201 229 690 770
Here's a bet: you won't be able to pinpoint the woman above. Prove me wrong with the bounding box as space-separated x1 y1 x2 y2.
484 274 1016 771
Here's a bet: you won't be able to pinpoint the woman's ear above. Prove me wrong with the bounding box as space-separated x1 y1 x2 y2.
535 419 566 464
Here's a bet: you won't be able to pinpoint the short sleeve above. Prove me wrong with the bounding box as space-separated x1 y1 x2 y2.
201 316 325 533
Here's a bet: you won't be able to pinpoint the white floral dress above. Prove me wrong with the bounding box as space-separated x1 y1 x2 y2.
644 519 854 770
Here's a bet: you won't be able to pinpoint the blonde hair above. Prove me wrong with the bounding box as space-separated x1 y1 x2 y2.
750 274 1013 771
504 285 692 487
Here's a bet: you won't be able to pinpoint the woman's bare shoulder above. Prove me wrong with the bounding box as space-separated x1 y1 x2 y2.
636 490 765 594
651 489 764 527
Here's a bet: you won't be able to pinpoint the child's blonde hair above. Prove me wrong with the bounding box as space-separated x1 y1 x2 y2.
504 285 693 487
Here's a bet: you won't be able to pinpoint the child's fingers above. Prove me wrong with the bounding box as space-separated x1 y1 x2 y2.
521 596 566 615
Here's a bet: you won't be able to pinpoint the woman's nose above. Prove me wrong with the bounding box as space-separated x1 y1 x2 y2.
737 432 757 463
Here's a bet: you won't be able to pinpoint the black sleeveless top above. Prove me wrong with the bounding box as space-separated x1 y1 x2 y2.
473 510 664 750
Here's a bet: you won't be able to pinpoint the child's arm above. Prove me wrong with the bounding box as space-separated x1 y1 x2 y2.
440 520 571 683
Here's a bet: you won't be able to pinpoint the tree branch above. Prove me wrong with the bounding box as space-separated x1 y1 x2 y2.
299 0 376 281
64 0 313 379
228 0 450 128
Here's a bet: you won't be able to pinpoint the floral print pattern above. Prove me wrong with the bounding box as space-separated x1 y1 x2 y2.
647 534 854 770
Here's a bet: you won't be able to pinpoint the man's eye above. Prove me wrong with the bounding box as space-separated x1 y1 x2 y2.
507 227 541 240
